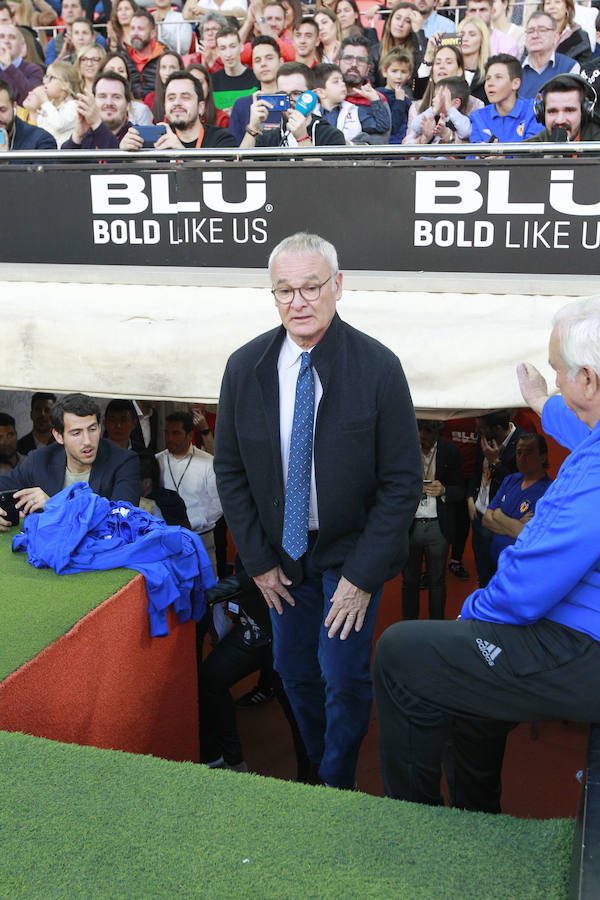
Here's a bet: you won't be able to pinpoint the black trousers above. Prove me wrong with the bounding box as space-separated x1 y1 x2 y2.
373 617 600 812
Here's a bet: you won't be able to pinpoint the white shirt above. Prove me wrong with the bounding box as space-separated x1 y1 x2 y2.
156 445 222 532
278 333 323 530
133 400 152 448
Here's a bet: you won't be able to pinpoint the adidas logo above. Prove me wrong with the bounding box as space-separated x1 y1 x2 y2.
476 638 502 667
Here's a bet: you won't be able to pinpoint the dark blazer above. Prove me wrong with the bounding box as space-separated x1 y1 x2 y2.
13 116 57 151
214 313 422 593
432 437 464 544
16 431 55 455
0 438 140 505
468 425 523 505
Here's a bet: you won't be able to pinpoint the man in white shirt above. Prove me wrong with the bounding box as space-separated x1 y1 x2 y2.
416 0 456 39
156 411 222 574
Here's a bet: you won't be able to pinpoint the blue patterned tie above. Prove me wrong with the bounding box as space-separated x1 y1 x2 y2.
282 351 315 560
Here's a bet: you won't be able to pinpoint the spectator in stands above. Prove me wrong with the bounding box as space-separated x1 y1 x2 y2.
315 8 341 64
338 34 391 140
469 54 543 142
519 10 579 98
525 72 600 141
0 3 11 24
228 34 281 142
156 410 223 574
467 409 522 588
124 9 166 100
182 13 227 73
581 13 600 90
408 75 473 142
151 0 193 56
17 393 56 455
0 76 56 147
76 43 107 92
132 400 159 453
62 70 132 148
46 0 106 65
372 2 426 88
9 0 56 36
239 0 295 61
187 62 229 126
491 0 525 56
0 21 42 104
0 413 24 473
416 0 455 39
402 419 463 621
212 26 259 117
104 399 145 453
292 17 320 68
100 52 154 125
405 46 483 141
457 15 490 102
61 16 101 64
483 432 552 570
413 37 463 99
280 0 301 36
542 0 592 67
22 61 79 145
17 21 45 68
0 392 140 528
120 68 237 148
240 60 345 145
139 48 183 120
334 0 377 44
465 0 518 57
314 62 354 142
182 0 247 23
379 48 413 141
107 0 137 51
138 451 191 526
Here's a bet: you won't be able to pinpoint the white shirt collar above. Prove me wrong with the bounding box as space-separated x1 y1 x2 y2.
281 332 315 368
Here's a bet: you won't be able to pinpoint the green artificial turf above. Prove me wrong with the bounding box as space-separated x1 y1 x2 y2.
0 529 136 681
1 731 574 899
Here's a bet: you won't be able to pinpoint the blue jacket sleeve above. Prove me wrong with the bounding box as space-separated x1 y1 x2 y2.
45 38 57 64
356 99 391 134
469 110 486 144
542 394 590 451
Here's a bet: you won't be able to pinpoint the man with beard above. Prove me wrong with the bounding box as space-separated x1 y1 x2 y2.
0 413 24 474
124 10 166 100
121 70 237 150
0 78 56 150
240 62 344 147
337 35 391 141
292 18 320 69
62 71 132 149
18 393 57 455
525 73 600 142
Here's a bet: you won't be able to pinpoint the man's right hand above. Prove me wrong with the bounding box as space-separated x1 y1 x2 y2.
0 506 12 531
120 127 143 151
253 565 295 615
72 92 101 143
248 94 271 131
517 362 550 416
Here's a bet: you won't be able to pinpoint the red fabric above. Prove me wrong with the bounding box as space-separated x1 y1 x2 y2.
182 51 224 73
442 416 479 479
241 36 295 65
127 39 166 74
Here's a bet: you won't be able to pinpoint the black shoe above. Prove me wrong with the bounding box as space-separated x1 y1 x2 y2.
449 560 469 580
234 685 275 709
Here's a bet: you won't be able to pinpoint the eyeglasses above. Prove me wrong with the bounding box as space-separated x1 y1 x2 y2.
339 54 369 65
82 56 102 63
525 26 554 35
272 275 333 305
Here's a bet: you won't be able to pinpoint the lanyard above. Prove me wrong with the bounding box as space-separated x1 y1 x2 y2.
167 450 193 494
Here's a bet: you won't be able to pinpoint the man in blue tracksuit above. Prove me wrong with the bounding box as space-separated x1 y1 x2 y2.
374 296 600 812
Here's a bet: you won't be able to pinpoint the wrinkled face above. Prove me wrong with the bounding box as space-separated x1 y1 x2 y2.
0 424 17 459
159 52 181 81
0 23 20 60
390 8 413 39
216 33 241 67
0 87 15 132
484 62 519 103
61 0 83 25
264 4 285 36
544 88 582 138
543 0 567 28
293 23 319 56
116 0 134 26
315 12 336 43
322 70 346 103
31 397 54 431
129 16 154 51
338 44 369 85
72 21 94 49
459 20 483 56
104 409 136 445
525 14 556 55
516 438 546 477
466 0 492 26
271 249 342 348
165 419 192 456
165 77 204 128
102 55 128 78
548 327 585 416
54 413 101 471
252 43 280 83
201 20 220 46
335 0 358 28
94 77 128 131
384 60 412 87
432 46 461 80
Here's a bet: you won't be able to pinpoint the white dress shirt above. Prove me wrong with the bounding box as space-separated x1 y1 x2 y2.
156 445 222 533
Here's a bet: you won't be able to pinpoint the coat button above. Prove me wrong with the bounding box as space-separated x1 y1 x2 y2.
273 498 279 506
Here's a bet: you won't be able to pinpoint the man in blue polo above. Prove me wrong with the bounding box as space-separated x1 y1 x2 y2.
519 11 579 99
470 55 544 142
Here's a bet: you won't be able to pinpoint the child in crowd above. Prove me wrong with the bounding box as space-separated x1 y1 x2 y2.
314 61 359 143
410 76 472 143
379 47 413 144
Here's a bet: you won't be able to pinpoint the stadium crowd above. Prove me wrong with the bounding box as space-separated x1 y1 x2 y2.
1 0 600 149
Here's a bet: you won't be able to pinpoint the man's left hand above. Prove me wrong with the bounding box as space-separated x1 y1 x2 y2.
13 487 50 515
423 479 445 497
352 82 379 103
154 122 184 150
324 576 371 640
286 108 310 141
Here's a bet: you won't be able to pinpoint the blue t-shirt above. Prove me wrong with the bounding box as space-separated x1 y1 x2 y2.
470 97 544 143
487 471 552 562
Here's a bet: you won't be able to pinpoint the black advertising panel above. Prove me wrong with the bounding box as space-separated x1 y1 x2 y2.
2 158 600 274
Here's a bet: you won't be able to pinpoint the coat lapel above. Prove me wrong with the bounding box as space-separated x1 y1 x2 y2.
255 326 286 493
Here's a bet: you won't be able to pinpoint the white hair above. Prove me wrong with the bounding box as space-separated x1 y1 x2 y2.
268 232 339 278
552 296 600 380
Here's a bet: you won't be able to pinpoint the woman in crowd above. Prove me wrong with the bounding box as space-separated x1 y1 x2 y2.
280 0 302 35
543 0 592 65
17 23 45 66
183 12 227 71
187 62 229 126
491 0 525 56
456 15 490 102
372 2 426 86
22 60 80 145
143 51 185 122
403 42 482 141
76 42 106 92
412 39 462 100
315 7 342 62
100 52 154 125
334 0 378 42
107 0 137 50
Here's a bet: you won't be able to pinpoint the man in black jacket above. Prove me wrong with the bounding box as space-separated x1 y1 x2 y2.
0 393 140 530
214 232 421 789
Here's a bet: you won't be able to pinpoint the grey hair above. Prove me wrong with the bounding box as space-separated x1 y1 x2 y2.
552 296 600 380
199 11 228 35
526 10 557 29
268 232 339 277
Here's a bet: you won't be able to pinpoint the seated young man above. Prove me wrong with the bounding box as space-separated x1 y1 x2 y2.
470 54 544 143
379 48 413 144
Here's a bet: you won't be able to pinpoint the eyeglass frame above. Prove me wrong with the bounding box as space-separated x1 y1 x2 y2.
271 274 335 305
